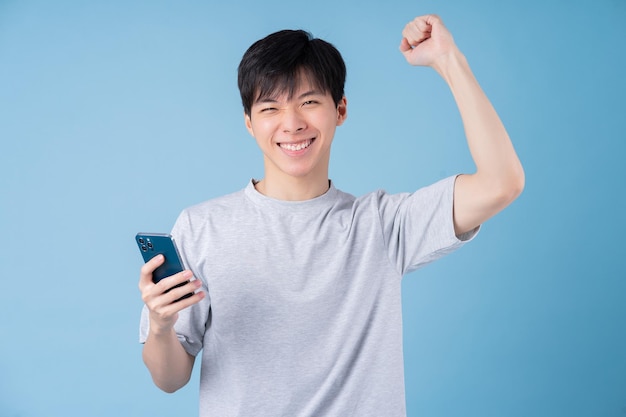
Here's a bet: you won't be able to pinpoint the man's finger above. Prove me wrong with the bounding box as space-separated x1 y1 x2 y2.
399 37 412 53
402 16 432 46
139 254 164 288
154 270 194 295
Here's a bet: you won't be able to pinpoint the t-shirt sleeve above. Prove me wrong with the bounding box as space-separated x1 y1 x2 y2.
139 209 211 357
377 175 479 275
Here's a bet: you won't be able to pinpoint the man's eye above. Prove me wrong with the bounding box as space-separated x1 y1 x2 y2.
303 100 318 106
260 107 277 113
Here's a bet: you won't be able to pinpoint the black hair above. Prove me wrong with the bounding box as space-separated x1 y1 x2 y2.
237 29 346 116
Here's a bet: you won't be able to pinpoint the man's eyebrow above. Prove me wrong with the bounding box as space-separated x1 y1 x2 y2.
254 90 323 105
298 90 323 99
255 96 279 104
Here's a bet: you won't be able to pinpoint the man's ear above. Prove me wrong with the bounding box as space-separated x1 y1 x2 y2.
336 97 348 126
244 112 254 136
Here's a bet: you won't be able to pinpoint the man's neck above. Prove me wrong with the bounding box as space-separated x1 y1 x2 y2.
254 176 330 201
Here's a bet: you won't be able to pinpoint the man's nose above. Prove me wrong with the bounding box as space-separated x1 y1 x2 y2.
281 108 306 133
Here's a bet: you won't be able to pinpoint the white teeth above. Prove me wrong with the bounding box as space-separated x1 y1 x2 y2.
280 139 312 151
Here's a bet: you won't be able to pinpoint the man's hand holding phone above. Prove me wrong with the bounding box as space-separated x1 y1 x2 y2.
136 233 205 335
138 254 205 334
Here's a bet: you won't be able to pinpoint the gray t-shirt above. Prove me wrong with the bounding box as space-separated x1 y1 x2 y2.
140 176 477 417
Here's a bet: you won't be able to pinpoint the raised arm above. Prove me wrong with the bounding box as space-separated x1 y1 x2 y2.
400 15 525 236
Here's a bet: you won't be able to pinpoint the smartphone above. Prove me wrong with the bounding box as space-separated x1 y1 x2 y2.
135 232 192 301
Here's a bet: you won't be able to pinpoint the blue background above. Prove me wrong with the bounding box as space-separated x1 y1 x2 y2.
1 0 625 416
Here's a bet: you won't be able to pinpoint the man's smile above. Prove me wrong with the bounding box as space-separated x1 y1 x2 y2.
278 138 314 152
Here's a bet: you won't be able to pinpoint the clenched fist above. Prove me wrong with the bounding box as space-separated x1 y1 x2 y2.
399 15 459 69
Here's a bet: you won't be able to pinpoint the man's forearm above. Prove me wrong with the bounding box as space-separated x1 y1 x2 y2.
143 328 195 393
435 49 524 192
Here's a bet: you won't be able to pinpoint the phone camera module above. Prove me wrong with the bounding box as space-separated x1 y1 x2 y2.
141 245 148 252
147 242 153 249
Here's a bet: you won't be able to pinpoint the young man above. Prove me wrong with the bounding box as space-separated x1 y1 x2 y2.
139 14 524 416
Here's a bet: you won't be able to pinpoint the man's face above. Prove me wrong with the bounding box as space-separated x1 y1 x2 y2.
244 76 347 185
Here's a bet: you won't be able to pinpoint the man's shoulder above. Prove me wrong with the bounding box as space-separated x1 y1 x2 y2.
181 187 247 218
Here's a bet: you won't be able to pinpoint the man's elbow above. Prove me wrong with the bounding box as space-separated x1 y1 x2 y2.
494 167 525 207
154 377 190 394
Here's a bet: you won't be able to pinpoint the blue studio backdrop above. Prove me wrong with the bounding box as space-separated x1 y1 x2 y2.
1 0 625 416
